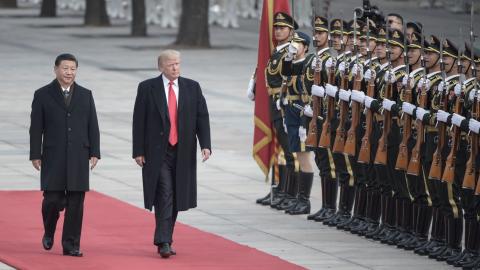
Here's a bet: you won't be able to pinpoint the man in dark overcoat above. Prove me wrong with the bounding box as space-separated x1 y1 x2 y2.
132 49 211 258
29 53 100 257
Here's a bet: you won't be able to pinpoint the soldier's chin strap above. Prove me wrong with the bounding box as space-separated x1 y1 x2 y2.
445 58 457 74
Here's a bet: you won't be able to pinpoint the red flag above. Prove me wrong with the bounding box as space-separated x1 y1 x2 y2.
252 0 291 178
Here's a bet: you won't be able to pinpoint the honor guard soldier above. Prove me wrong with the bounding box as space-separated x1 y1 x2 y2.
413 35 445 256
255 12 299 208
281 31 315 215
305 16 337 221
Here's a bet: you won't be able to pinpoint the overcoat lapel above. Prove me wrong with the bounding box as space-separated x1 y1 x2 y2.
47 80 67 111
67 82 79 112
151 75 168 125
177 77 186 113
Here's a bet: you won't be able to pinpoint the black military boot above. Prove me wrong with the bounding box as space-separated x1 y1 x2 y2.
398 201 416 249
427 213 447 258
459 221 480 269
350 188 371 234
415 207 441 255
343 185 367 231
359 189 382 236
366 192 387 239
315 177 337 222
405 205 432 250
277 170 298 210
391 199 414 247
330 183 353 228
288 172 313 215
256 192 272 205
453 219 478 266
437 216 463 261
379 196 398 243
270 165 288 208
308 174 326 220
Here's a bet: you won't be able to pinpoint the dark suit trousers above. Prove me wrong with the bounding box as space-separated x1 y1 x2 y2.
154 144 178 245
42 191 85 251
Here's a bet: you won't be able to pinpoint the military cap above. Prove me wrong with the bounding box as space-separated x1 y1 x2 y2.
426 35 441 54
388 29 405 49
330 19 348 35
377 26 387 43
314 16 328 32
360 21 377 40
442 38 459 59
292 31 311 46
408 31 429 49
462 43 472 61
273 12 299 30
406 21 423 33
348 19 364 36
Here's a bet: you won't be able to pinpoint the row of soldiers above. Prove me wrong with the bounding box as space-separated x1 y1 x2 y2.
249 9 480 269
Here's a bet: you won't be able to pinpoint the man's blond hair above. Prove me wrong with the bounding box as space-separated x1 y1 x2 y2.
158 50 181 67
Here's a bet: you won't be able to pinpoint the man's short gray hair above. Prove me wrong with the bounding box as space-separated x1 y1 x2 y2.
158 49 181 66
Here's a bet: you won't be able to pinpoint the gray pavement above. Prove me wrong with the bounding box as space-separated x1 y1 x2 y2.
0 2 473 269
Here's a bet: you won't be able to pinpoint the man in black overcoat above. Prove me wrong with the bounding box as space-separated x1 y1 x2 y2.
29 53 100 257
132 49 211 258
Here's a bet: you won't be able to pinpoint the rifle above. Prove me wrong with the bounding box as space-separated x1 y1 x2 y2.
428 36 448 180
305 6 321 147
318 16 336 148
332 15 349 154
358 19 374 163
374 25 392 165
344 8 363 156
395 21 411 170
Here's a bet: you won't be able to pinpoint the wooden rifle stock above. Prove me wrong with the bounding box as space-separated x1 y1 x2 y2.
374 82 393 165
344 70 363 156
428 92 448 179
463 98 478 189
305 62 322 147
407 84 427 175
318 66 336 148
332 75 349 153
442 95 464 183
395 81 412 170
358 75 375 163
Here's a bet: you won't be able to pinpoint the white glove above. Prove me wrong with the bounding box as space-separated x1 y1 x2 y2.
418 78 431 91
454 83 462 96
402 102 416 116
402 76 408 87
247 77 255 101
384 70 396 84
286 43 297 61
364 69 376 81
352 64 363 79
304 104 313 117
364 96 375 109
382 98 395 111
468 89 479 101
325 57 336 69
351 90 365 103
283 118 287 133
437 81 445 93
311 57 322 70
283 97 288 105
311 85 325 97
299 126 307 142
469 119 480 134
276 99 281 110
435 110 450 123
325 83 338 98
338 61 346 74
339 89 351 102
416 107 429 121
451 113 465 127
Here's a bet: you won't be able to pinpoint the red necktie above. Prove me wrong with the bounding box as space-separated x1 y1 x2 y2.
168 81 178 145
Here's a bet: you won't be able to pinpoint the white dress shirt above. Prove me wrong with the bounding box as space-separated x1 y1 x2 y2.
162 75 179 106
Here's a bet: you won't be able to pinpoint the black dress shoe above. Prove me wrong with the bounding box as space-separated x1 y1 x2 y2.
42 235 53 250
63 250 83 257
158 243 171 258
307 208 325 220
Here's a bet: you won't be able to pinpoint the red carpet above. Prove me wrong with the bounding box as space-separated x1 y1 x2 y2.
0 190 304 270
